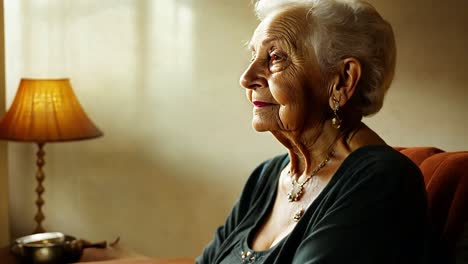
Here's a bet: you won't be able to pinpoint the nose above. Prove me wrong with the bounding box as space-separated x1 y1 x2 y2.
239 61 267 90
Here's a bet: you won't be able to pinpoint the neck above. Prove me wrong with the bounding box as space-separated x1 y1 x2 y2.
271 119 341 176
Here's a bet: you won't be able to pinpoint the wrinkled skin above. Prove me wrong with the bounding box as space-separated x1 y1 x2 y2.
240 6 344 175
239 6 386 250
242 7 324 133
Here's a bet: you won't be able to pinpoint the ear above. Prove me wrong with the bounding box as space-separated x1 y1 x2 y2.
328 57 362 109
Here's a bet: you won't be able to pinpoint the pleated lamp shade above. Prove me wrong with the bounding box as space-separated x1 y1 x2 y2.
0 78 103 143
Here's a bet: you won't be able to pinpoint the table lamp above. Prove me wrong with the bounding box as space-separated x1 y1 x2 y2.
0 78 103 233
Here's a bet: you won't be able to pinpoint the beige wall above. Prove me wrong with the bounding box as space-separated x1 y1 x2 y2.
0 0 10 247
365 0 468 150
3 0 467 257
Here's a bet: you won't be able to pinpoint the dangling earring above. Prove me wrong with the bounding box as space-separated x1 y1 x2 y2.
331 95 342 129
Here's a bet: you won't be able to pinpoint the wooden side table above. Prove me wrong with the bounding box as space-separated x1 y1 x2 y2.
0 246 16 264
0 245 194 263
0 244 143 263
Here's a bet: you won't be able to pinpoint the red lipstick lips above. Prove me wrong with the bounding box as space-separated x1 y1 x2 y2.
253 101 274 107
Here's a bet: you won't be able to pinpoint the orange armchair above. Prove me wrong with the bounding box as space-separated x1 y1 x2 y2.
396 147 468 262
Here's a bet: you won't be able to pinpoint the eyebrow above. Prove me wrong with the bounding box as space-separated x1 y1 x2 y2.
248 37 279 51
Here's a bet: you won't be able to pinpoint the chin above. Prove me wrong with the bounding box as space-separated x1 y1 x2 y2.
251 118 276 132
252 123 270 132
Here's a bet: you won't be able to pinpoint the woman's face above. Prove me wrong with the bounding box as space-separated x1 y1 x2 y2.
240 8 325 132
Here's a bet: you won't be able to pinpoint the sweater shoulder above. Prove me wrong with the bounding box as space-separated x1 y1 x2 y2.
346 145 420 173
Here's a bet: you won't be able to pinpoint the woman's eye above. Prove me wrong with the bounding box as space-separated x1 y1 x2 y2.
269 51 286 63
268 50 289 72
271 54 282 62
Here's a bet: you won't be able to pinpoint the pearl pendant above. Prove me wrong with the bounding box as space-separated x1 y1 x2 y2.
293 208 305 222
287 185 304 202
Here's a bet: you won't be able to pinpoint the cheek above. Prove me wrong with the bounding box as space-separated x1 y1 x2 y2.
269 71 304 105
270 72 308 130
278 104 305 130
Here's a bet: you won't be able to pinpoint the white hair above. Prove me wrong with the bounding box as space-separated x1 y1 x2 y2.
255 0 396 116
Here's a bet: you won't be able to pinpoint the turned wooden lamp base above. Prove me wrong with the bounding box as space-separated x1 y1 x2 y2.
33 142 46 234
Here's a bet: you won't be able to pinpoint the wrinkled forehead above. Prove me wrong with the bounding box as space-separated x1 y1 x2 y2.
248 6 311 51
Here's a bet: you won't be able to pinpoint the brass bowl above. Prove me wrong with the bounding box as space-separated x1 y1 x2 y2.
11 232 82 264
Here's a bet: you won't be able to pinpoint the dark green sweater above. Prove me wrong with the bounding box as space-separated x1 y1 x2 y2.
196 145 429 263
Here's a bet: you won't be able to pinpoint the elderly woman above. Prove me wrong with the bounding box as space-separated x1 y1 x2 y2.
196 0 429 263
